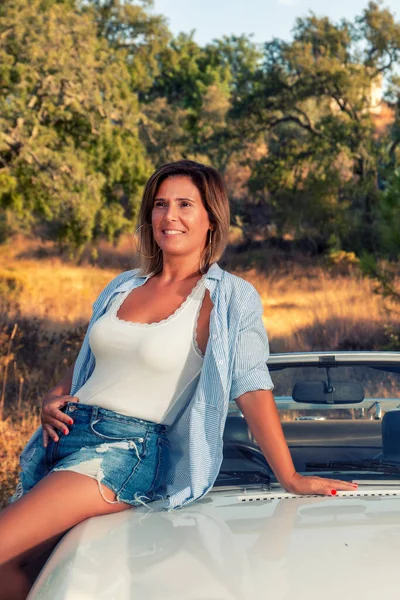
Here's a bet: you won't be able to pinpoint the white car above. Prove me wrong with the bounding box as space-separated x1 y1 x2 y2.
28 351 400 600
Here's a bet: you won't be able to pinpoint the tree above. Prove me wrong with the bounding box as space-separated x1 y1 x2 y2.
228 2 400 252
139 32 237 167
0 0 157 252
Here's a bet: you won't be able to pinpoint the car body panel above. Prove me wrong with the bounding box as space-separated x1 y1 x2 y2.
28 485 400 600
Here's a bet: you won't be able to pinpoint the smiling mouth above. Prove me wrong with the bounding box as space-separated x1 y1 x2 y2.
162 230 185 235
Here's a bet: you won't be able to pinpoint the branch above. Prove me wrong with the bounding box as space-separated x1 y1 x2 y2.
389 138 400 162
293 107 318 132
25 150 58 181
268 115 322 136
331 89 359 123
375 55 395 75
366 48 396 76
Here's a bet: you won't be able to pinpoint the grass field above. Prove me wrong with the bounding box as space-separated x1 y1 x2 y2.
1 235 399 507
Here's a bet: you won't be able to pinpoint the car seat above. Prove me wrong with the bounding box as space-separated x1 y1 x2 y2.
374 410 400 462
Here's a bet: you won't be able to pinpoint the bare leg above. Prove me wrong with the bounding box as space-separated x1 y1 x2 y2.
21 532 67 586
0 471 132 600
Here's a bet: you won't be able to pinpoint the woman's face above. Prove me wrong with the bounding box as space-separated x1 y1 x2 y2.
151 176 213 262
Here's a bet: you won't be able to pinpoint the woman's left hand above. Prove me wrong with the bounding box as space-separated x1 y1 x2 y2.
284 472 358 496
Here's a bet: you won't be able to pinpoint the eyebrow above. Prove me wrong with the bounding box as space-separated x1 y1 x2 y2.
154 197 195 202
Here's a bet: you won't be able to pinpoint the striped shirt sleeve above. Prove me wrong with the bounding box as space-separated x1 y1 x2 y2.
230 286 274 401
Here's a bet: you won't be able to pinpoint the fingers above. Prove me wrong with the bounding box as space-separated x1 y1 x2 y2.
42 424 60 443
42 415 72 436
290 473 360 496
42 429 49 447
317 478 358 496
40 394 77 444
54 395 72 409
42 394 76 409
324 478 358 491
54 409 74 427
42 407 74 428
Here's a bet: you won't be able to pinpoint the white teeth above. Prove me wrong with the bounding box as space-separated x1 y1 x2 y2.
163 230 183 234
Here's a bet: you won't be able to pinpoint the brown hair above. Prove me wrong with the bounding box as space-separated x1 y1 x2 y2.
133 160 230 275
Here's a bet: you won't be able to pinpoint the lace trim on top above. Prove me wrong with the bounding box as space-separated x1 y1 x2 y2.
111 274 207 330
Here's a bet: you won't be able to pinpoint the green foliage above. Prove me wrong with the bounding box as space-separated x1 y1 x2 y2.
0 0 400 262
377 169 400 259
360 252 400 304
228 1 400 252
0 0 153 253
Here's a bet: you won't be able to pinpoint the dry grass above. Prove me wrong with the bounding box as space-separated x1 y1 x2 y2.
0 239 120 327
0 236 399 508
241 266 400 352
0 413 41 502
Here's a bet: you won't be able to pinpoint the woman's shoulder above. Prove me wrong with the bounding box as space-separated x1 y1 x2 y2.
92 268 142 311
105 268 143 290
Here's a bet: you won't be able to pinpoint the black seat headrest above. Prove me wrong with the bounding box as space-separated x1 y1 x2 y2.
382 410 400 458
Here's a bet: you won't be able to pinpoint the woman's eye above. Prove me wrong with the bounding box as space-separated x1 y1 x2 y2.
154 202 191 207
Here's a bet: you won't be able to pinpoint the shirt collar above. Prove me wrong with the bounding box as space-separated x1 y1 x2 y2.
136 262 222 281
115 262 223 294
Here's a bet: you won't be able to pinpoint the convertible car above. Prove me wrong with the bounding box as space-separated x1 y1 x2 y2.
27 351 400 600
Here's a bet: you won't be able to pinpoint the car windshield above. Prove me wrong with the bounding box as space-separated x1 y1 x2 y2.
217 363 400 488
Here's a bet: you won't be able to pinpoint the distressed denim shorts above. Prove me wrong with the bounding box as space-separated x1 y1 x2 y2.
44 402 170 507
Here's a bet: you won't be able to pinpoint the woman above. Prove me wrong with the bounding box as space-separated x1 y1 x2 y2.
0 160 357 599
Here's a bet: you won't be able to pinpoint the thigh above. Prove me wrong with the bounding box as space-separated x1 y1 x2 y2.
0 471 132 567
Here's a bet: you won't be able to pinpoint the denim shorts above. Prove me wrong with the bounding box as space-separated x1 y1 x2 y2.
44 402 170 507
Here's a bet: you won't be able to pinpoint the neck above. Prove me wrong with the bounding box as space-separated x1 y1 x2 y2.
156 254 204 284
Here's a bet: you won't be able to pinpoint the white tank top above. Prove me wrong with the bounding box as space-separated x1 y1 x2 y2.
75 275 206 425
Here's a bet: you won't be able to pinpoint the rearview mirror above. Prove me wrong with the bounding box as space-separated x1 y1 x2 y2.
292 381 364 404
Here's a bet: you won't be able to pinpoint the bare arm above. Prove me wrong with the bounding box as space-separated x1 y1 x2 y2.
235 389 358 495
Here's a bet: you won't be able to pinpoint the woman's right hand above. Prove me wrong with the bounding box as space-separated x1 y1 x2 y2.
41 393 79 447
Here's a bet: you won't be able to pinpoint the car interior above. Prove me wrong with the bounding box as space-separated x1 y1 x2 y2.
220 409 400 480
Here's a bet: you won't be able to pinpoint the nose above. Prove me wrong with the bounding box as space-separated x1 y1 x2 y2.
163 203 180 222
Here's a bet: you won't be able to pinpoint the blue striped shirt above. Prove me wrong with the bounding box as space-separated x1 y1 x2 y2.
16 263 274 510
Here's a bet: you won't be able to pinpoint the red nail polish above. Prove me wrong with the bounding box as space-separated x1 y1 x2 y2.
331 489 337 495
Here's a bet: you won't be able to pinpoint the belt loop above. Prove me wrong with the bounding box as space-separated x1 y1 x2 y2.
92 406 98 420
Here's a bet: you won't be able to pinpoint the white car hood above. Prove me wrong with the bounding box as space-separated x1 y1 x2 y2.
28 485 400 600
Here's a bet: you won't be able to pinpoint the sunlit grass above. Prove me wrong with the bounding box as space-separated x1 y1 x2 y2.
242 267 400 352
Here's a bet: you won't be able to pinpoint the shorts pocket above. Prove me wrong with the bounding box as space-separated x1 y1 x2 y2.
90 415 147 443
